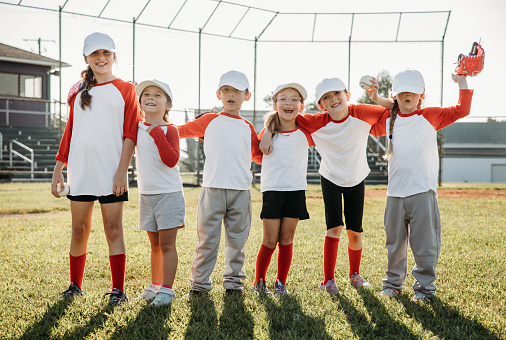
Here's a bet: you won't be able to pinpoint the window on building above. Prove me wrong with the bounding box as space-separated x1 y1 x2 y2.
0 72 42 98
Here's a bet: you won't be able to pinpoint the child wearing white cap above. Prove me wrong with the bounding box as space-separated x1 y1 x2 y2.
370 70 473 302
134 79 185 306
251 83 315 296
260 77 392 295
177 70 260 295
52 32 141 305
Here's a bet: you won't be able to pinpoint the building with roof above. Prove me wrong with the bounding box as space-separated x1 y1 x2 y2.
0 42 70 127
441 121 506 183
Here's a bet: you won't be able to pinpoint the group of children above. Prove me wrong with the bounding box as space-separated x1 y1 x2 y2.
51 32 474 306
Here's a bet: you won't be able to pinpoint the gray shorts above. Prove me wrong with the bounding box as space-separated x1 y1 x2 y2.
139 191 185 232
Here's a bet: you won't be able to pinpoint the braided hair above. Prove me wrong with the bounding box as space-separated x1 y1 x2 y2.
79 65 97 110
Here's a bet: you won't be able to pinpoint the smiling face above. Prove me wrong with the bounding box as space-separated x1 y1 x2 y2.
140 86 172 123
393 91 424 114
318 90 351 120
273 88 304 128
217 85 251 115
84 49 115 82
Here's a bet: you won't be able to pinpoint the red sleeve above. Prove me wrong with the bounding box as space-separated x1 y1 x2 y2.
299 127 315 147
296 112 329 133
55 96 76 165
177 113 218 139
369 111 390 137
120 82 141 143
422 89 474 130
252 128 265 165
245 119 260 162
349 104 389 125
149 124 180 168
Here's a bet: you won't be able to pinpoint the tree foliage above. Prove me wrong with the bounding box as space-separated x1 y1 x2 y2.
357 70 392 105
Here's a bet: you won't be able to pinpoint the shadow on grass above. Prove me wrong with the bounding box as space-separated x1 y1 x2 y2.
357 289 418 339
398 296 501 339
218 292 254 339
184 293 218 339
60 303 115 339
110 303 172 339
261 294 332 339
19 297 72 340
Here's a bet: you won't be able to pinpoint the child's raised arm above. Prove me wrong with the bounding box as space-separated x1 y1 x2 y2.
452 74 468 89
366 77 394 109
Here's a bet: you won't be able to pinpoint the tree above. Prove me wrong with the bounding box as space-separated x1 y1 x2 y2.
357 70 392 105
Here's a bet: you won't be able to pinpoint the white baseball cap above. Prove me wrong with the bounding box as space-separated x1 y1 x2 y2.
217 70 249 92
83 32 116 57
391 69 425 96
136 79 173 102
315 77 347 103
272 83 307 101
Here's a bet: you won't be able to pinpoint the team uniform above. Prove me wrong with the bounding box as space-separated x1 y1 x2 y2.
56 79 140 200
136 122 185 232
296 104 387 231
177 112 259 292
370 89 473 296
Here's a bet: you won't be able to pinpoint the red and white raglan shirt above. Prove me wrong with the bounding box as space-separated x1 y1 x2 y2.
136 122 183 194
177 112 260 190
253 127 315 192
370 89 473 197
296 105 388 187
56 79 140 196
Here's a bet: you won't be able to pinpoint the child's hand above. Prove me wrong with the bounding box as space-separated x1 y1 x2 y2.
366 77 379 101
113 170 128 197
451 74 468 89
259 131 273 155
51 161 65 198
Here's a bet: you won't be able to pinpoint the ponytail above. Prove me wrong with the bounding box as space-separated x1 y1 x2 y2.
383 100 398 160
79 65 97 110
264 111 282 136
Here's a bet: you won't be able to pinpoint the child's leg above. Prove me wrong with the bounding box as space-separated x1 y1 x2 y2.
277 217 298 284
69 201 94 289
191 188 226 292
347 231 363 276
222 189 251 290
147 231 162 286
158 228 178 288
101 201 126 292
407 191 441 297
382 196 409 292
342 181 365 277
255 219 280 284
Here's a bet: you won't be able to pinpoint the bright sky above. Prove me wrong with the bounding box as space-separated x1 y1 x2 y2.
0 0 504 124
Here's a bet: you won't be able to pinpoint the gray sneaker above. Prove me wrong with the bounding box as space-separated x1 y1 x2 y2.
274 279 289 296
350 272 371 289
151 288 176 306
319 278 342 296
254 279 271 295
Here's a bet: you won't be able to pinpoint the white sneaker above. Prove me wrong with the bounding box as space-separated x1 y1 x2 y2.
151 287 176 306
135 284 159 301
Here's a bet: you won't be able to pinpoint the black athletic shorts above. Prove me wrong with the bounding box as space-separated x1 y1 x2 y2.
320 175 364 232
67 191 128 204
260 190 309 220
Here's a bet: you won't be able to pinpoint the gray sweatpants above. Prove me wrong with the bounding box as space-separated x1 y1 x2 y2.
190 187 252 292
382 190 441 296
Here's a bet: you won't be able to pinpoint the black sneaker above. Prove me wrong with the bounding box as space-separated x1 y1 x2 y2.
61 282 83 299
104 288 128 306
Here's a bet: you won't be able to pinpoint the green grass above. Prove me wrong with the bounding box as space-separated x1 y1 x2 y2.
0 182 505 339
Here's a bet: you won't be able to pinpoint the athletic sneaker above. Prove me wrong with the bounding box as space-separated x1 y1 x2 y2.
104 288 128 306
61 282 83 298
253 279 271 295
135 284 159 302
319 278 342 296
274 279 289 296
381 288 400 298
151 288 176 306
410 291 429 302
350 272 371 289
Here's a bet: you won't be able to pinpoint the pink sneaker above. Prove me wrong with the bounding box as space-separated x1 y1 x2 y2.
350 272 371 289
319 278 342 296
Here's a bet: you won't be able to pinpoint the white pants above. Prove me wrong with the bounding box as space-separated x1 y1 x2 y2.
190 187 252 291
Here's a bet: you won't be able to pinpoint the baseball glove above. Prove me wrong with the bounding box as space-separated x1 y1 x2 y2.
453 42 485 77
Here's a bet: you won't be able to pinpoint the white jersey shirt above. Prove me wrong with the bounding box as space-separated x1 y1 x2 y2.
254 127 314 192
136 122 183 194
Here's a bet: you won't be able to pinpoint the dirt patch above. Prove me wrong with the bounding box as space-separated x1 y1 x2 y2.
365 190 506 199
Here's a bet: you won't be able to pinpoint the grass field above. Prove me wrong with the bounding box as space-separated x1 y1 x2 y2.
0 182 505 339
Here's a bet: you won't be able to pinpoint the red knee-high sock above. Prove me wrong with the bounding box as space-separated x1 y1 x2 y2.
324 236 340 283
255 244 275 284
69 253 87 290
277 243 293 284
109 254 126 292
348 247 363 277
